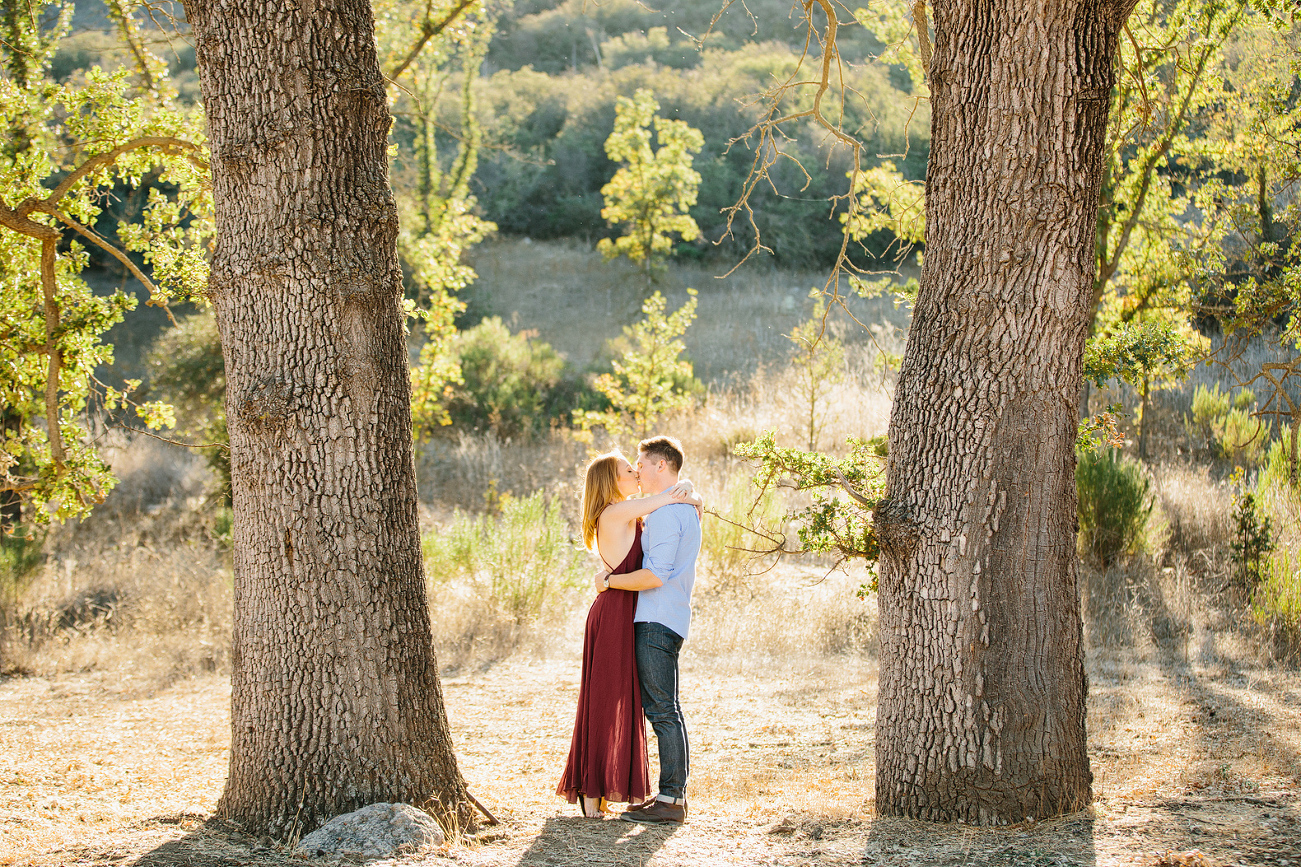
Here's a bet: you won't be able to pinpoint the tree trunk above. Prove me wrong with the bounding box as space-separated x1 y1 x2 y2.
1138 378 1150 461
184 0 472 837
872 0 1134 824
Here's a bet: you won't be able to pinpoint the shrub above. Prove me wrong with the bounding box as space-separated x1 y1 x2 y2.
1261 431 1301 490
143 311 230 501
575 289 703 441
1220 407 1269 467
1186 384 1267 466
422 490 586 622
1256 551 1301 657
1076 448 1153 566
0 533 44 647
1188 382 1231 443
1230 470 1274 591
699 470 785 594
447 317 574 440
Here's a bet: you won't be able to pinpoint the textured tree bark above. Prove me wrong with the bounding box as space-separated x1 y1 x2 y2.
873 0 1137 824
183 0 472 836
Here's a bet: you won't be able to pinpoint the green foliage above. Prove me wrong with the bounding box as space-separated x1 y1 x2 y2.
0 0 211 523
595 88 702 274
1077 407 1125 453
575 289 701 441
1083 319 1203 391
1084 317 1205 457
1186 384 1268 466
1260 430 1301 490
844 160 925 257
1255 550 1301 645
421 490 586 622
142 310 229 501
1221 407 1270 467
731 431 886 578
788 298 846 451
1075 449 1154 566
0 531 43 615
443 317 569 441
473 29 928 267
1230 468 1274 590
1189 383 1233 440
379 0 498 435
1092 0 1250 328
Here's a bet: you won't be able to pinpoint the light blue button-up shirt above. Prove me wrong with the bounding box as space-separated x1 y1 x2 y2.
634 502 702 640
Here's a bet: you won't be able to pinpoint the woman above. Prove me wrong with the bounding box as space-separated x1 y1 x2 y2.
556 450 700 817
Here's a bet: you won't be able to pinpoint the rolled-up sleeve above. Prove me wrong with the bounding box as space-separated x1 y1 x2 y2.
642 509 682 580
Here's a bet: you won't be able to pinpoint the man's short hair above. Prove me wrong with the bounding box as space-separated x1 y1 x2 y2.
638 435 685 474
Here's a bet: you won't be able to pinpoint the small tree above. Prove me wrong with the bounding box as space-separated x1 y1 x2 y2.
575 289 699 442
788 298 846 451
1230 468 1274 592
1084 318 1204 460
596 89 703 277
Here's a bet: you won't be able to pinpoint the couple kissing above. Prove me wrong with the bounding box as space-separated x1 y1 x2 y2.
556 435 703 824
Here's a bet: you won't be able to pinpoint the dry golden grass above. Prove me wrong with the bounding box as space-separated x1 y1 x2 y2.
3 637 1299 867
462 237 913 382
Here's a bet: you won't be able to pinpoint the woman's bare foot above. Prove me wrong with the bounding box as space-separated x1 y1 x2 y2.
579 794 606 818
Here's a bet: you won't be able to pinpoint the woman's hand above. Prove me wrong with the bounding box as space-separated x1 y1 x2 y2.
669 478 704 518
594 567 611 594
667 478 695 500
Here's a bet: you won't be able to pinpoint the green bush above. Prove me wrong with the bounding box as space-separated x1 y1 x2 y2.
1186 384 1267 466
1221 406 1269 466
699 471 785 593
447 317 585 440
1256 549 1301 654
421 491 586 622
143 311 230 501
1188 383 1231 443
1261 431 1301 490
0 533 43 614
1076 448 1154 566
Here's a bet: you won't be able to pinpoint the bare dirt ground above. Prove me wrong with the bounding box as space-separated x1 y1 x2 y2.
2 648 1299 867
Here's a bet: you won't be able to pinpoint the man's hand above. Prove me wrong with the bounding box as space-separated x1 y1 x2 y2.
594 567 611 594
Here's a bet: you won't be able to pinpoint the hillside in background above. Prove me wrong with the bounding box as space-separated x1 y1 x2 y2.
54 1 928 270
441 0 930 268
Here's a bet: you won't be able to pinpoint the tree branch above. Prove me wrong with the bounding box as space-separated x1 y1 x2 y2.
911 0 931 83
388 0 479 81
25 136 208 217
44 207 176 324
40 239 64 468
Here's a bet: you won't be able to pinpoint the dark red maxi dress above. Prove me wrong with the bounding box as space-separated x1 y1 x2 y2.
556 524 651 806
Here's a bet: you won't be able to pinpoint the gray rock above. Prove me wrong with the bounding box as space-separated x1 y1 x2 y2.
294 803 445 860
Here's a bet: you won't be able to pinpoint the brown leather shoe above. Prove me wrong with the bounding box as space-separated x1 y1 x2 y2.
622 799 656 813
621 800 686 824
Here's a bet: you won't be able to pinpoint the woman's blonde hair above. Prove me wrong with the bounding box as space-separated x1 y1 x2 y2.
581 451 624 550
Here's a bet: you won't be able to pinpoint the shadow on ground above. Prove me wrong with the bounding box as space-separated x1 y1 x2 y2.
508 815 677 867
861 812 1097 867
114 813 676 867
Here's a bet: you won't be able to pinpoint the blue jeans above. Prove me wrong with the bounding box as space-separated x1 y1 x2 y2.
634 621 688 801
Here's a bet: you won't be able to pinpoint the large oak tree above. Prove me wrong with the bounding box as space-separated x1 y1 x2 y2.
872 0 1140 822
182 0 472 835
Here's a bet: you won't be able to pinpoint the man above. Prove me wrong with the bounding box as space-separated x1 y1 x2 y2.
598 435 701 824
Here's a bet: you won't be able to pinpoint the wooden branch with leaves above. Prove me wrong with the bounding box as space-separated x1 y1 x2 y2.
729 430 887 573
0 135 206 479
388 0 480 80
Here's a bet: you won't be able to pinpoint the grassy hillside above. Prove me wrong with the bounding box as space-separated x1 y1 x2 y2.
454 0 929 268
